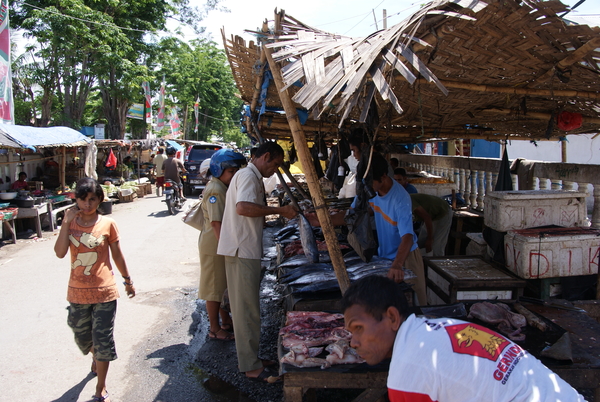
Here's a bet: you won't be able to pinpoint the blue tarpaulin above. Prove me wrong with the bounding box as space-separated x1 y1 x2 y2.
0 123 91 150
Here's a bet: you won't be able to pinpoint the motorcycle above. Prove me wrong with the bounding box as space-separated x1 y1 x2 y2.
163 178 186 215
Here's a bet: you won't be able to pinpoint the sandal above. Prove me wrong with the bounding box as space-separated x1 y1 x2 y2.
92 391 110 401
208 329 235 341
221 323 234 333
247 366 282 384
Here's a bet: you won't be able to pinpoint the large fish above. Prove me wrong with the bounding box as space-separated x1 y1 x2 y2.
277 252 331 269
299 213 319 263
279 263 334 283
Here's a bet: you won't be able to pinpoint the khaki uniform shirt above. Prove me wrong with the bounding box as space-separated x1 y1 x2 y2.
217 163 265 260
199 178 227 256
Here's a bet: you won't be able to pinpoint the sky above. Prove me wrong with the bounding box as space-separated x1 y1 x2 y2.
180 0 600 47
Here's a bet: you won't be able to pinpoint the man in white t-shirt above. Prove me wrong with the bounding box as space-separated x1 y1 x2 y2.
342 275 586 402
217 141 297 383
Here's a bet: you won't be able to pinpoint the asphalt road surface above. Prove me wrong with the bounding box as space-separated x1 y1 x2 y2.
0 191 222 402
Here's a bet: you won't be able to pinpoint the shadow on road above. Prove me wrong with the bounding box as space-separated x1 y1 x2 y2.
147 210 178 218
51 371 96 402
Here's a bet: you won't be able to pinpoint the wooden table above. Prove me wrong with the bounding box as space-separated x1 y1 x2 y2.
282 365 388 402
15 202 50 238
1 215 16 243
452 209 484 254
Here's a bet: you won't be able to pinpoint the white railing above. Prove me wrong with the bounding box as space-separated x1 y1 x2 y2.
399 154 600 228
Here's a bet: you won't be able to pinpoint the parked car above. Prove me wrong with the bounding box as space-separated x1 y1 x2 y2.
183 143 222 195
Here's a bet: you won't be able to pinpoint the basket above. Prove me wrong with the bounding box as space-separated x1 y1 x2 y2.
0 202 9 209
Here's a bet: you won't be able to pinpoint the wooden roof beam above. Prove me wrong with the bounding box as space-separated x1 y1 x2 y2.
477 107 600 125
531 36 600 86
394 77 600 99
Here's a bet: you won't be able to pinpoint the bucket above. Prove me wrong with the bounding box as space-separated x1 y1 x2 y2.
98 200 113 215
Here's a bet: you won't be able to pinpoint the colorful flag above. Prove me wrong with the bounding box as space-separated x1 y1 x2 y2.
156 80 166 128
170 107 181 137
126 103 145 120
0 0 13 124
194 97 199 134
141 81 151 119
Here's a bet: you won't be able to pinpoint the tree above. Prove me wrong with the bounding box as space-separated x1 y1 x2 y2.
10 0 224 137
150 38 243 143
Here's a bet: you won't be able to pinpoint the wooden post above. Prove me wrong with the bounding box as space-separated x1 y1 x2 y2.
60 146 66 189
265 47 351 293
561 139 567 163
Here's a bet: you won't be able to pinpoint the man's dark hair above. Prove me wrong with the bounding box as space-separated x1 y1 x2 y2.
390 158 399 168
348 128 369 148
18 172 27 179
250 147 258 157
371 152 389 182
75 177 104 201
394 168 407 177
157 148 164 154
341 275 410 321
254 141 284 162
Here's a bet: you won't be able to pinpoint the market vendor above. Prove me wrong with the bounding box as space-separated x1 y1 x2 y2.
411 193 453 257
307 152 427 305
393 168 418 194
342 275 586 402
11 172 29 190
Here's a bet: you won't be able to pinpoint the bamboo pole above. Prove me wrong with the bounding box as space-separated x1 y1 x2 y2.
561 140 567 163
281 163 309 200
398 77 600 100
477 108 600 125
264 46 351 293
533 37 600 85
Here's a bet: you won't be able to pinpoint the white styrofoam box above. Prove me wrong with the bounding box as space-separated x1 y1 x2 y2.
119 188 133 196
504 227 600 279
484 190 588 232
412 183 456 197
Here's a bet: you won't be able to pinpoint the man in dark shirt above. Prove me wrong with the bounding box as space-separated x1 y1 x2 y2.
162 147 187 200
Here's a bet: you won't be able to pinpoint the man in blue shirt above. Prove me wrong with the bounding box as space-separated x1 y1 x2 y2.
308 153 427 305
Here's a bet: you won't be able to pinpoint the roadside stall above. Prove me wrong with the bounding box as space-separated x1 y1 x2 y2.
0 124 91 240
222 0 600 399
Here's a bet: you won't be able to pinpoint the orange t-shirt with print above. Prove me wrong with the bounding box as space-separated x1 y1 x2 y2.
67 215 120 304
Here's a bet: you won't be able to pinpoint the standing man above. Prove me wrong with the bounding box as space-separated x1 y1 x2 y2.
162 147 187 201
153 148 167 196
217 142 297 382
342 275 586 402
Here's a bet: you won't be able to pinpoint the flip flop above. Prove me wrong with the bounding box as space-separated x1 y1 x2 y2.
221 323 234 333
208 329 235 341
92 391 110 401
247 366 282 384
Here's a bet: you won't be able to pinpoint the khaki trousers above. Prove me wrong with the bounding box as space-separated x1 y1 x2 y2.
224 255 262 372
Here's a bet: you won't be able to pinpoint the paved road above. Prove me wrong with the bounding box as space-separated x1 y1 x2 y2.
0 191 218 402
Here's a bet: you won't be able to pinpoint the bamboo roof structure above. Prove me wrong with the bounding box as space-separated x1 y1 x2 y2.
223 0 600 144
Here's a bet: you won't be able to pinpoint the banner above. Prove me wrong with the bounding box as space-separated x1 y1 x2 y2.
170 107 181 137
0 0 13 124
126 103 145 120
156 80 166 128
194 97 199 133
141 81 151 119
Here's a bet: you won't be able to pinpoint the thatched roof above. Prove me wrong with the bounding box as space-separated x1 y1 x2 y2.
223 0 600 144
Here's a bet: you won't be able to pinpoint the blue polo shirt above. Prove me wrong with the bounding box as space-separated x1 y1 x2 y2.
369 180 417 259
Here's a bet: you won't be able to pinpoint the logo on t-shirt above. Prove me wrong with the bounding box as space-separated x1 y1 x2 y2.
445 323 509 361
209 196 217 204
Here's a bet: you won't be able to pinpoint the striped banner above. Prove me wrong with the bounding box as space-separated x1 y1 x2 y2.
0 0 13 124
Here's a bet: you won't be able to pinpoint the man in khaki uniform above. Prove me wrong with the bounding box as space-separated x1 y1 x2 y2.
217 142 297 382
